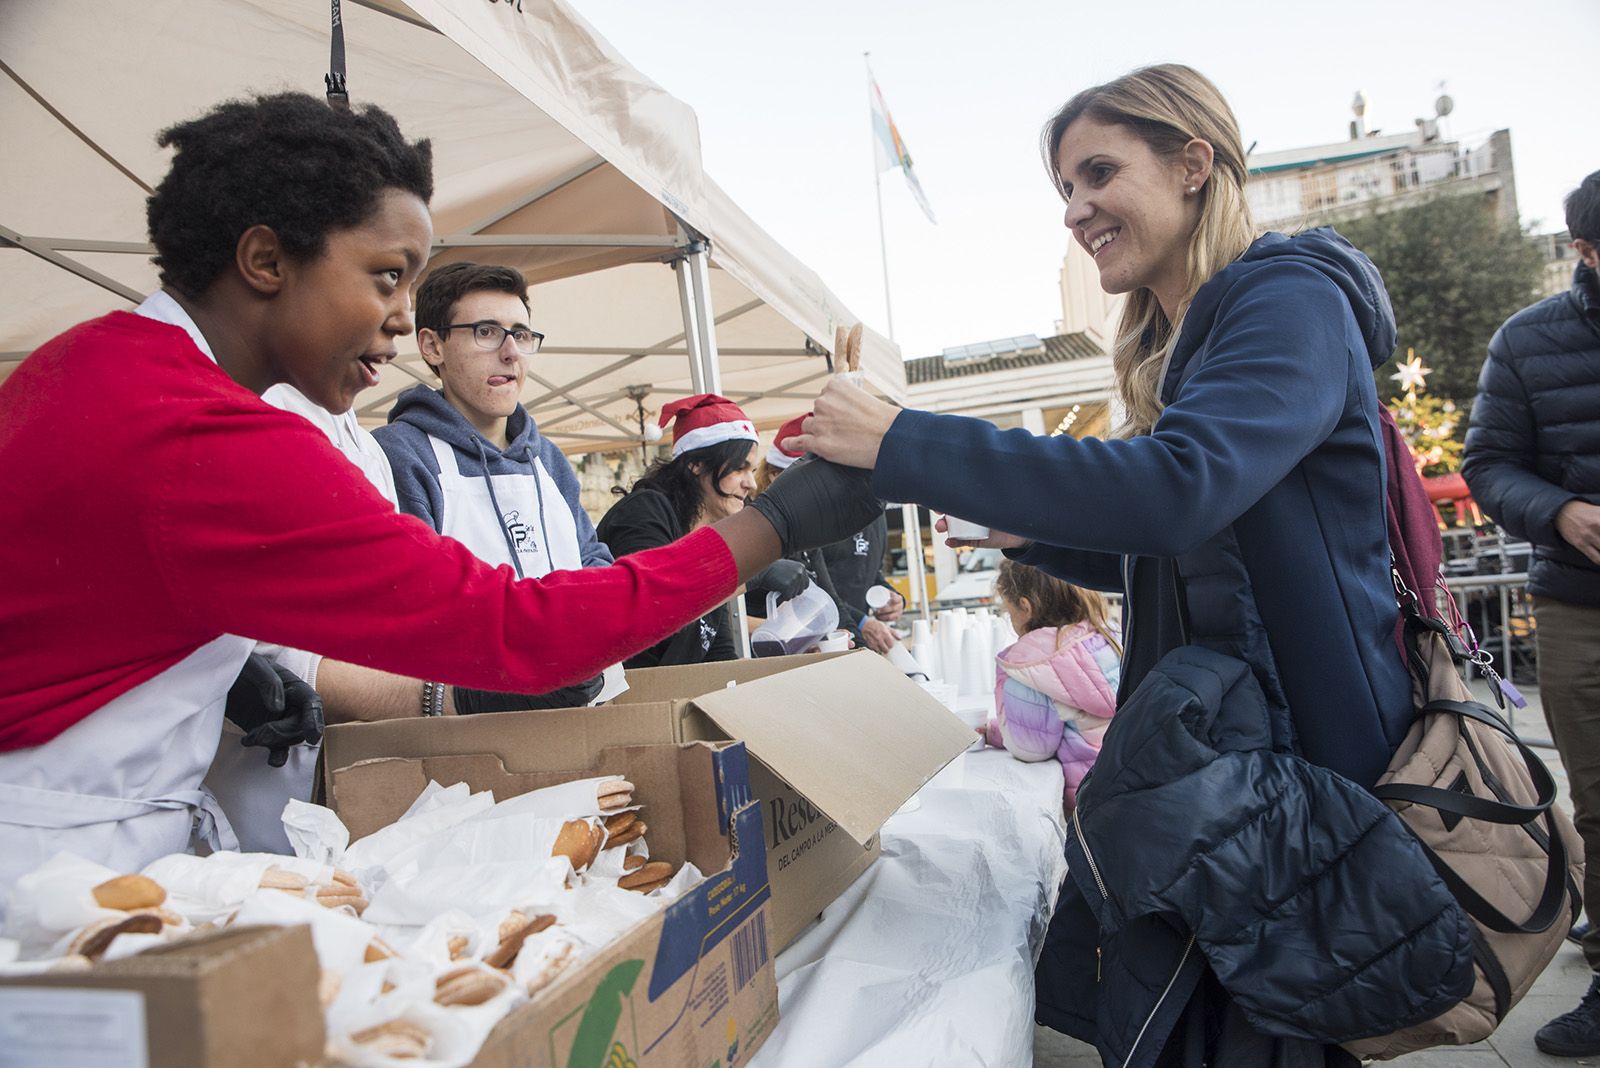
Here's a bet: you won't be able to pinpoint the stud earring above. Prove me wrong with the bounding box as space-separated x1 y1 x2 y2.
1187 186 1197 194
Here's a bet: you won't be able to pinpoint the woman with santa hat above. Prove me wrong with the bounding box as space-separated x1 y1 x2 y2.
599 395 811 666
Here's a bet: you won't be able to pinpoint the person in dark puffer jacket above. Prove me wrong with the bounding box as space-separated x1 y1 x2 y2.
1462 168 1600 1059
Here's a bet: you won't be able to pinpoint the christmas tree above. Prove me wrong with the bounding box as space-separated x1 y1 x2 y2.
1385 349 1463 478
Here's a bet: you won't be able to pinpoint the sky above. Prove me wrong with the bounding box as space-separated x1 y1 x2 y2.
569 0 1599 362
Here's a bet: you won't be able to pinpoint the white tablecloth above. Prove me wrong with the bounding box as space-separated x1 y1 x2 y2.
750 747 1068 1066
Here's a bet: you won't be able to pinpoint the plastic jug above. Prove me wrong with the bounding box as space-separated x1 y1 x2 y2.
751 584 839 658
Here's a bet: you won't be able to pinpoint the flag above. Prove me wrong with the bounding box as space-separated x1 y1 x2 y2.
869 78 935 223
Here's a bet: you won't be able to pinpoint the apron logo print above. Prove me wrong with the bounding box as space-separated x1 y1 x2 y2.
502 510 539 554
853 533 869 556
699 618 716 652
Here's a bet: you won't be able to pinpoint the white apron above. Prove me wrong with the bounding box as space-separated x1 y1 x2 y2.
430 436 581 577
203 386 394 854
0 634 251 916
203 676 319 855
430 436 626 701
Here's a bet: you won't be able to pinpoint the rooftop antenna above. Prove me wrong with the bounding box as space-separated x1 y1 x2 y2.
1350 89 1368 140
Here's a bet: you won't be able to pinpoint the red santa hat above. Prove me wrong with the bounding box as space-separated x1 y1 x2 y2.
766 413 809 470
658 394 759 458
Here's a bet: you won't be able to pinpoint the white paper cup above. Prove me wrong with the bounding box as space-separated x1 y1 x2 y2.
815 629 852 653
943 516 990 541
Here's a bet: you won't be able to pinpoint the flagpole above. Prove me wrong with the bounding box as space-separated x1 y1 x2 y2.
865 52 895 342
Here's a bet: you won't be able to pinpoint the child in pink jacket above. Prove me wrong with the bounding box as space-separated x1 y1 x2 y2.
982 559 1121 811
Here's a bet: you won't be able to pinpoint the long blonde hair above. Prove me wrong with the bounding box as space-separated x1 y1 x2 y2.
1041 64 1257 437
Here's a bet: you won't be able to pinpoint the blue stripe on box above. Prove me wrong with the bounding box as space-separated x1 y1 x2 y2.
647 801 771 1001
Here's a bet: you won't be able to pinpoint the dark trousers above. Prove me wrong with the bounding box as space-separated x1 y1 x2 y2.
1536 597 1600 972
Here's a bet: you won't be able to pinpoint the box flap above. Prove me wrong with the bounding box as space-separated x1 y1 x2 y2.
322 702 680 801
688 651 973 844
615 652 847 706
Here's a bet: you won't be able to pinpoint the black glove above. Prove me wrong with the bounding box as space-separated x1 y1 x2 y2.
453 671 606 715
748 457 884 556
225 654 325 768
746 559 813 606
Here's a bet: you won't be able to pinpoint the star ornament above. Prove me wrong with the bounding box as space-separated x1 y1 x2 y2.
1391 353 1432 394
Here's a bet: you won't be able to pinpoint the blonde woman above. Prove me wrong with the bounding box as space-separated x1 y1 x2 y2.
791 65 1423 1066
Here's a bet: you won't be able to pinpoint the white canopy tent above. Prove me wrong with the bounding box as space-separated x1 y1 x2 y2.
0 0 906 454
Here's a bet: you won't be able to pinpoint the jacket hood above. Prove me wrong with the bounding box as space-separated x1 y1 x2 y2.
387 383 540 460
997 622 1119 721
1169 228 1398 395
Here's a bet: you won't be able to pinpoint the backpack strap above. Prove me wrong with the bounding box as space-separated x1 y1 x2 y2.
1374 701 1557 821
1412 808 1570 936
1373 698 1570 936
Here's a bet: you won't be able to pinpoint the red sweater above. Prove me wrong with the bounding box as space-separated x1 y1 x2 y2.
0 313 738 750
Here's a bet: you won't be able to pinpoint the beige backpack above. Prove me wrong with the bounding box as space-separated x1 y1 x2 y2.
1344 612 1584 1060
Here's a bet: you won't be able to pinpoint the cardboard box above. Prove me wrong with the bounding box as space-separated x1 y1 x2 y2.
328 741 776 1068
0 925 324 1068
323 650 975 952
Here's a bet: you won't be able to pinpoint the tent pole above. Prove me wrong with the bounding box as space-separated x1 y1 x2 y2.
671 242 750 656
672 252 705 393
903 504 929 622
685 247 723 395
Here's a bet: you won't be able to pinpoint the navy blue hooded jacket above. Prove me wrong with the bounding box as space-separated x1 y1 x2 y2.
874 228 1412 787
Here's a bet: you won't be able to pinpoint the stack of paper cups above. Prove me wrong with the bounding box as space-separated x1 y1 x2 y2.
992 616 1014 657
911 619 938 681
939 615 965 686
959 626 990 698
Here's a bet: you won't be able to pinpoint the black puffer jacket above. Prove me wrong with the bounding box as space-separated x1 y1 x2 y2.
1049 646 1472 1068
1462 263 1600 606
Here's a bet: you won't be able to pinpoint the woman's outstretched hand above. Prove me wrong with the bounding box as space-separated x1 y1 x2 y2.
781 378 900 470
934 515 1030 552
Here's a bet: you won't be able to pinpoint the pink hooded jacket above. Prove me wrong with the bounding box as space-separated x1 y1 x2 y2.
983 621 1120 809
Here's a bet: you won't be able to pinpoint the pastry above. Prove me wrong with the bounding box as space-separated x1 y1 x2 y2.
603 812 646 848
364 937 396 963
68 914 164 959
622 855 646 873
127 906 183 927
91 874 166 911
596 779 634 812
316 884 368 913
497 910 528 944
484 913 557 970
551 819 604 871
617 860 674 895
434 966 509 1007
846 322 864 371
259 867 309 892
447 935 470 961
350 1019 430 1059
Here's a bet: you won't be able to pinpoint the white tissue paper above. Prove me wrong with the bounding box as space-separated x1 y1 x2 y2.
1 852 124 958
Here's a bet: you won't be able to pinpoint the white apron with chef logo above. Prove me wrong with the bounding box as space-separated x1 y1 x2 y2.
430 436 581 578
0 634 250 916
429 436 626 702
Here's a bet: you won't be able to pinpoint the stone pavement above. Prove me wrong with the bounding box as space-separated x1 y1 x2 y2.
1035 683 1600 1067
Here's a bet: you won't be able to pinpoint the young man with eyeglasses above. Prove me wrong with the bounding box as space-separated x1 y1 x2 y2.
374 262 617 712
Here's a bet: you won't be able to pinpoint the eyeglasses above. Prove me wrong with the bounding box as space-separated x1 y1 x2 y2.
442 321 544 355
